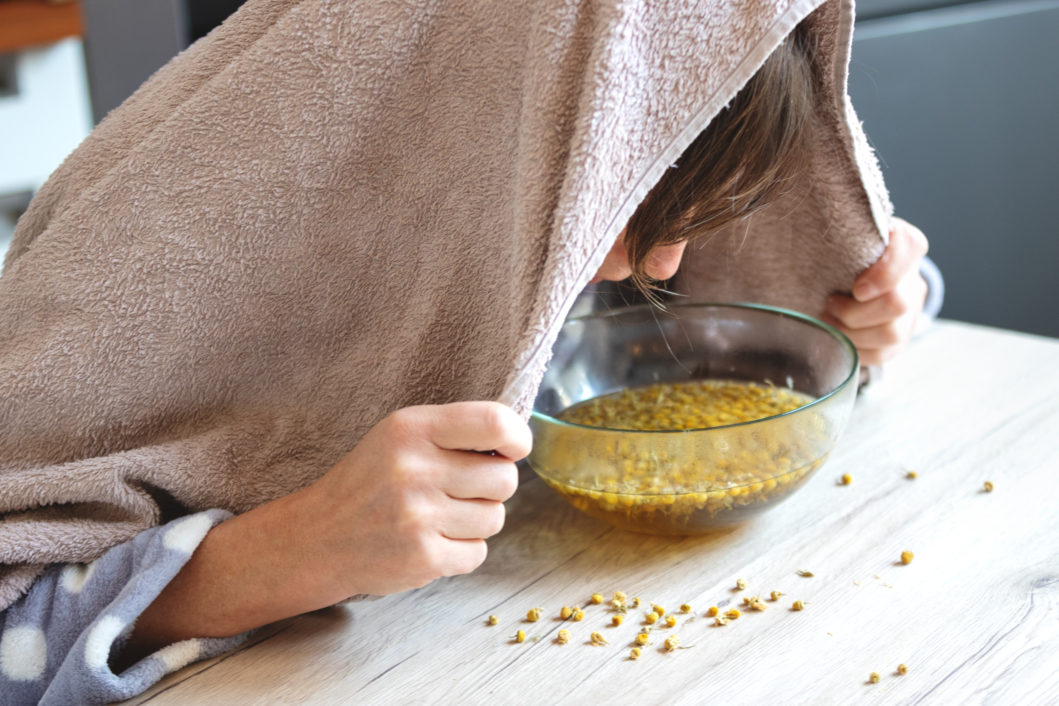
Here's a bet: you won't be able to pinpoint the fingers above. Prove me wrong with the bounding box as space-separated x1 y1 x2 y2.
827 273 927 329
824 315 903 349
852 345 896 368
438 539 488 577
423 401 532 461
438 451 519 502
820 313 913 367
408 536 489 586
436 497 506 540
826 292 904 329
853 218 928 302
831 217 930 366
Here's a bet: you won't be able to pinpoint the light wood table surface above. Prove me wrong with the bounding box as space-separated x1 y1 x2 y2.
125 320 1059 705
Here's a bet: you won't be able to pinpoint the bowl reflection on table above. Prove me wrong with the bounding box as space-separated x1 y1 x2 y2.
527 303 859 535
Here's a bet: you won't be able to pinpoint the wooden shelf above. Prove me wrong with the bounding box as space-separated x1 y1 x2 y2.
0 0 83 55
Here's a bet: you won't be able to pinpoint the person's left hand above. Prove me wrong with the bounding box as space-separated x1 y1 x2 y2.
822 217 929 367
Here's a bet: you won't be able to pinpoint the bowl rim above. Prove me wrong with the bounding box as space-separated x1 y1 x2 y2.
530 301 860 434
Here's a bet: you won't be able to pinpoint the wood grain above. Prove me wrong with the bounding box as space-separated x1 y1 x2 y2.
122 321 1059 706
0 0 82 55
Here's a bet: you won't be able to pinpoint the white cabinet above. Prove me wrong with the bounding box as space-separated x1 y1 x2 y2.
0 37 92 259
0 37 91 195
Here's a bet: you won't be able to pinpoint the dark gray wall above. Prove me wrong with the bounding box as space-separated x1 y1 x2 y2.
0 55 17 98
185 0 247 44
848 0 1059 338
80 0 247 123
81 0 187 123
856 0 981 20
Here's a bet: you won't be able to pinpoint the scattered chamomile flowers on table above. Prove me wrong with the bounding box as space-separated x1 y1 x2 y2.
481 573 910 686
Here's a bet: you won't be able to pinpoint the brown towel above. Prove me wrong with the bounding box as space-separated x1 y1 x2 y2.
0 0 889 610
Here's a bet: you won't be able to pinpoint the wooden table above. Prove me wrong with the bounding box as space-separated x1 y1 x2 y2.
126 320 1059 705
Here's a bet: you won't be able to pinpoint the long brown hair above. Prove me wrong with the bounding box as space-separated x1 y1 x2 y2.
622 22 817 295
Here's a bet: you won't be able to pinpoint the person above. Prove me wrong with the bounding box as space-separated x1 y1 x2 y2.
0 1 939 702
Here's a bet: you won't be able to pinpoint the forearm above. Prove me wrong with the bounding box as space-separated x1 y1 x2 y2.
125 401 528 664
123 485 345 658
0 510 249 704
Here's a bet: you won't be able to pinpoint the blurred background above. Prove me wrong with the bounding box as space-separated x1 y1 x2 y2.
1 0 1056 337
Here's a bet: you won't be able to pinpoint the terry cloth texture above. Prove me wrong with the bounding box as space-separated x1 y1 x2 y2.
0 0 891 609
0 510 248 705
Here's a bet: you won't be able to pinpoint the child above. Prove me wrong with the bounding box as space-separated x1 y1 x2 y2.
0 1 935 702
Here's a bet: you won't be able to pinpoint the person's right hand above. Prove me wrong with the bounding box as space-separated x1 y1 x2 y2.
301 401 531 599
123 401 530 663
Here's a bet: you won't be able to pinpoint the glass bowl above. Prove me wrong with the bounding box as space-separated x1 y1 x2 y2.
527 303 859 535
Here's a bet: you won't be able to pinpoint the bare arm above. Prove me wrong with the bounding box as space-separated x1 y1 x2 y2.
118 402 531 666
120 487 328 658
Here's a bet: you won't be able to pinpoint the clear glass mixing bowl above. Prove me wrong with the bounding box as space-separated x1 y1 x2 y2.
527 303 859 535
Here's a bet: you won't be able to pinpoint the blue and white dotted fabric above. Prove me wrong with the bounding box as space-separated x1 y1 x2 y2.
0 510 249 705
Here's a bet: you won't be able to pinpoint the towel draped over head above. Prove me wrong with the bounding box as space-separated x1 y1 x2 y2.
0 0 890 609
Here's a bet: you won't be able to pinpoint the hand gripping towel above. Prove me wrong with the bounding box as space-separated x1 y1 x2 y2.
0 0 889 609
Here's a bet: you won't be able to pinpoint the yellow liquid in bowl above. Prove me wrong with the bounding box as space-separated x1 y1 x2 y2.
558 380 812 431
535 381 824 534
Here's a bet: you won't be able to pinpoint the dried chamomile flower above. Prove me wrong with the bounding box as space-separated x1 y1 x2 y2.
612 615 624 627
631 597 642 608
664 635 680 651
591 593 604 605
984 481 994 492
706 606 719 617
736 578 748 590
629 647 642 660
527 607 543 622
652 604 666 617
557 629 570 645
748 597 767 612
573 609 585 621
514 630 526 643
590 631 609 646
680 604 692 613
897 664 909 675
869 672 880 684
901 551 914 565
488 615 499 625
742 596 751 606
644 611 659 625
560 606 573 620
770 591 784 601
905 470 918 479
613 591 627 603
611 598 626 612
635 632 650 646
840 473 852 485
796 570 814 577
714 616 729 626
665 615 677 628
792 600 807 611
725 609 741 620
